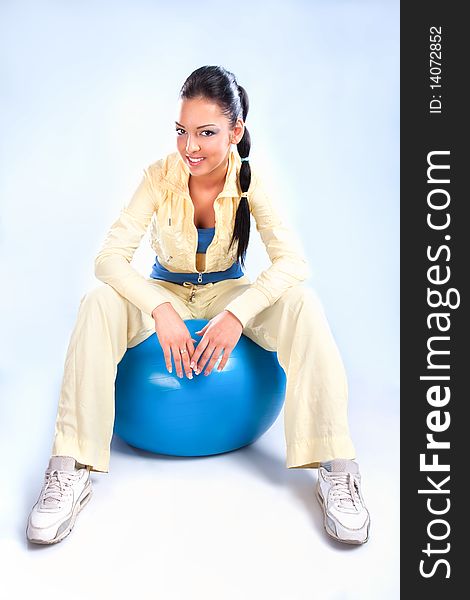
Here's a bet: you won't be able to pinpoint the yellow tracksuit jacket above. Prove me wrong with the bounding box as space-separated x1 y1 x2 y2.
94 147 311 328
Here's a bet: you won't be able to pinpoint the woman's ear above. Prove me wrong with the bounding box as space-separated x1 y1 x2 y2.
231 119 245 144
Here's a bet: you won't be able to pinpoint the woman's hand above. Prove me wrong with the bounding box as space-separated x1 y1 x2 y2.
152 302 197 379
190 310 243 376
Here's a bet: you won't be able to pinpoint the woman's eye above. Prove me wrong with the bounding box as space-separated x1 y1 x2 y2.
175 129 215 137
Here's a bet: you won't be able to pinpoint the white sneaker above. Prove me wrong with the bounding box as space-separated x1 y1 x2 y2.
316 458 370 544
26 455 93 545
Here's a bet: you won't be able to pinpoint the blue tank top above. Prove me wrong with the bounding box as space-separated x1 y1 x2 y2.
150 227 244 285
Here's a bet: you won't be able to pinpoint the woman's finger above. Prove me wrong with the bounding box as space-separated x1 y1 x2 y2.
180 343 193 379
203 345 224 376
195 322 210 335
217 348 229 372
196 342 217 375
187 338 197 359
161 342 172 373
170 343 184 378
190 335 210 371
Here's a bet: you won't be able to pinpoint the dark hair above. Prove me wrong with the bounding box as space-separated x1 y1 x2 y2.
179 65 251 268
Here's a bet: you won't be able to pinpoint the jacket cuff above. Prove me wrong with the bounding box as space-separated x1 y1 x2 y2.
224 287 271 329
121 283 172 317
139 289 173 318
94 271 171 319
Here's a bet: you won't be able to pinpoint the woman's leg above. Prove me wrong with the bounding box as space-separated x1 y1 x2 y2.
204 281 356 469
50 281 192 473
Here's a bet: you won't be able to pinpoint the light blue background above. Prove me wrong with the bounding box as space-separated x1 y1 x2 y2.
1 1 399 598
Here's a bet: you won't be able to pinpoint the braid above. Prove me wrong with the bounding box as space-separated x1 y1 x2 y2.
229 83 251 268
179 66 252 268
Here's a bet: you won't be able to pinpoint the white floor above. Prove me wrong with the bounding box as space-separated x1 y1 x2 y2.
1 370 399 600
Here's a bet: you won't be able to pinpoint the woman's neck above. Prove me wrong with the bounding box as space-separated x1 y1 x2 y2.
189 156 229 194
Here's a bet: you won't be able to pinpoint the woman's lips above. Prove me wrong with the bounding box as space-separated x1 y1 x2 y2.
186 156 205 166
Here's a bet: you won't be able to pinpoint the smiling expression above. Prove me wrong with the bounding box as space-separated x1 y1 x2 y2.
175 97 244 184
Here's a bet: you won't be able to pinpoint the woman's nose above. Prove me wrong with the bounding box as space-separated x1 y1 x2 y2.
186 137 200 153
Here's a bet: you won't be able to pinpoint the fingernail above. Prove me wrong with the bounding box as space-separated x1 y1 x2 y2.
169 367 172 373
195 369 200 375
190 362 195 368
188 373 193 379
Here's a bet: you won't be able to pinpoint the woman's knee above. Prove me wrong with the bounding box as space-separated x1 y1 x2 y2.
80 283 126 311
282 283 319 304
280 283 323 311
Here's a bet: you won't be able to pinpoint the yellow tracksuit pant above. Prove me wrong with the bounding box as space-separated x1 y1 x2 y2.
51 275 356 473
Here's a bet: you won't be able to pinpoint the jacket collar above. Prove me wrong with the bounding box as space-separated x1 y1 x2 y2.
160 147 242 198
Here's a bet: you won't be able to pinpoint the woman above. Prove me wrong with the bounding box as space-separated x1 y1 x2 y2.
26 65 370 546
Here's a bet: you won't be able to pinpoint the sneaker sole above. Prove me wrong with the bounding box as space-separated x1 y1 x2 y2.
315 484 370 545
26 478 93 545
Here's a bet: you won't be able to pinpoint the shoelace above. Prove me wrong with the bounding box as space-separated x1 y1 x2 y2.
326 472 363 512
41 469 79 508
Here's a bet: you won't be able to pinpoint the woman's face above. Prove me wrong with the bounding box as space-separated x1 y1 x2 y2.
175 96 244 181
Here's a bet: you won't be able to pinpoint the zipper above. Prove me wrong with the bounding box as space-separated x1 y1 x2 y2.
184 193 222 279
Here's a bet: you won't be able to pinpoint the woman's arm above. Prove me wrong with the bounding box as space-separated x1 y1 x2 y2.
94 161 170 316
224 170 311 328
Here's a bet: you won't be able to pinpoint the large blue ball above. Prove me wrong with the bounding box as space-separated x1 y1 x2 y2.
113 319 286 457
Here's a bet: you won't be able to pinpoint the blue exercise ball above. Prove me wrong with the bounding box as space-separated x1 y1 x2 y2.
113 319 286 457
